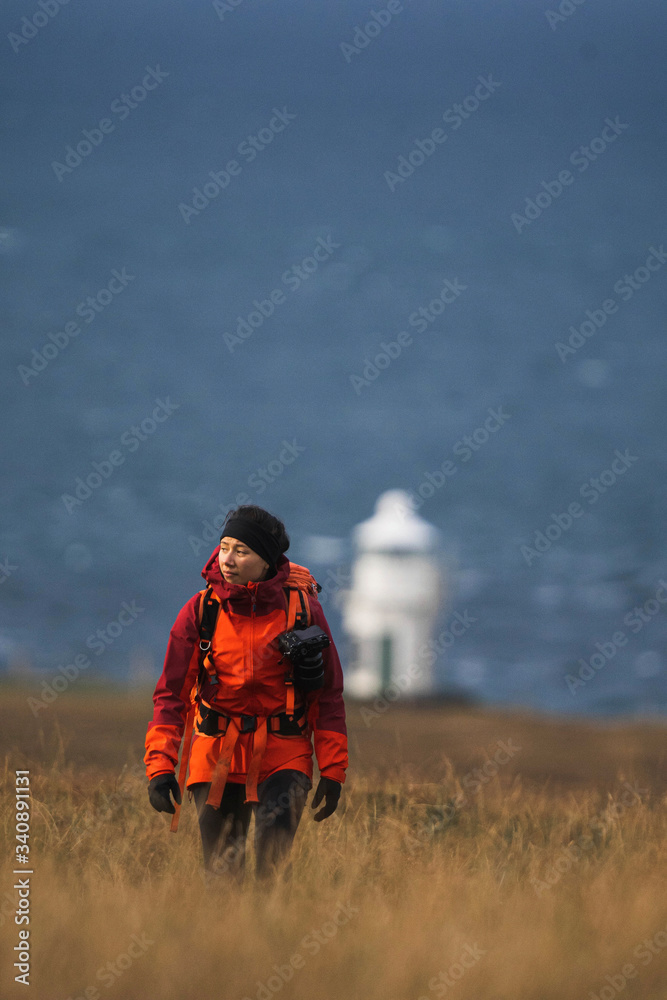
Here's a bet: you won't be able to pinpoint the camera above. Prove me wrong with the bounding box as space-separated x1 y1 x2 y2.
277 625 330 691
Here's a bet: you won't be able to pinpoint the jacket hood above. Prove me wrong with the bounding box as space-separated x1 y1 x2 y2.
201 545 292 606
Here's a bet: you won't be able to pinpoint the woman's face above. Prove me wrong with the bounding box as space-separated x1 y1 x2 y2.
218 536 270 586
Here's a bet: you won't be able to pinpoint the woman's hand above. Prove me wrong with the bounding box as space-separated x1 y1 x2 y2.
311 777 341 821
148 772 182 814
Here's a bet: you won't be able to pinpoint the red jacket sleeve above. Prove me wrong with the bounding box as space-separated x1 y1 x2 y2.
306 597 348 784
144 592 201 780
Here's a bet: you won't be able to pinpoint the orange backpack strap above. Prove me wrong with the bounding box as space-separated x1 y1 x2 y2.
284 586 310 630
169 697 196 834
243 718 268 804
169 587 220 833
281 562 322 719
198 587 221 690
169 590 209 834
206 719 242 809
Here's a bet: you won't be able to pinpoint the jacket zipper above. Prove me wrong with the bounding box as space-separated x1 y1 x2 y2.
249 587 256 708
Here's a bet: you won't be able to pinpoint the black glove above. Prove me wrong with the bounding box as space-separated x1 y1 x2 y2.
148 772 182 814
311 777 341 822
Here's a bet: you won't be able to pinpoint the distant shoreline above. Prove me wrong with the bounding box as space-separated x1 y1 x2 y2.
1 682 665 795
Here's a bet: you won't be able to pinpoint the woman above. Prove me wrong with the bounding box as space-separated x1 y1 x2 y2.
144 504 348 879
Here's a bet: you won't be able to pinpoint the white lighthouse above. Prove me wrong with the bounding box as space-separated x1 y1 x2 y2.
341 489 445 699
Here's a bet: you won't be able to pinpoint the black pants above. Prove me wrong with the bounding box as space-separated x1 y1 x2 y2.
190 769 312 881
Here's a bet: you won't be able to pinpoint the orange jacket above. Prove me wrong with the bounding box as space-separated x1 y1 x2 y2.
144 548 348 790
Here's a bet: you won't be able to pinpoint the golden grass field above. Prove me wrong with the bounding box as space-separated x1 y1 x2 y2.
1 681 667 1000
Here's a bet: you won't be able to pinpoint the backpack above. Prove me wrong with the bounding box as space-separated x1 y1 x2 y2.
196 561 321 684
169 562 321 832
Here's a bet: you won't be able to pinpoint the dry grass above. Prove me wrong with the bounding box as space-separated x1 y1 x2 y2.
1 683 667 1000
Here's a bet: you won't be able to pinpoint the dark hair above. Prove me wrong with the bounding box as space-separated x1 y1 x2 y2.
223 505 290 555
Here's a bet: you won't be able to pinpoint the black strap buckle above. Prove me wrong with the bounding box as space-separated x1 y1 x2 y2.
240 714 257 733
197 703 225 736
273 709 306 736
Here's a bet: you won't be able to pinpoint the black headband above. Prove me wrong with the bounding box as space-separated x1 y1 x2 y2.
220 517 282 570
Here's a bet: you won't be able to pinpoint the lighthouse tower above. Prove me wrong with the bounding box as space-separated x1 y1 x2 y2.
341 489 444 699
